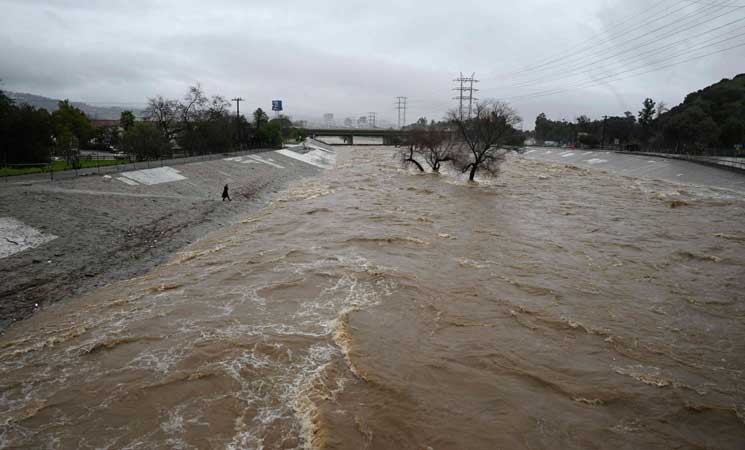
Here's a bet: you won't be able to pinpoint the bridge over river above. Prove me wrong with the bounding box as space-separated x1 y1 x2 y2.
307 128 407 145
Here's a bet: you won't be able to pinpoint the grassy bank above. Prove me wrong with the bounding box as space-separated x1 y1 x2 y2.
0 159 132 177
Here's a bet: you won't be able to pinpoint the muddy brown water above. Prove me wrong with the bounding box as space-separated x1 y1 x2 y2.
1 147 744 449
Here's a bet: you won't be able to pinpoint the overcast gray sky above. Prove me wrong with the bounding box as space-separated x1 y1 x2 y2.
1 0 744 128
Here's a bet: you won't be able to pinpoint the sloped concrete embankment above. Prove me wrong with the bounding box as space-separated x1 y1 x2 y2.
0 146 333 331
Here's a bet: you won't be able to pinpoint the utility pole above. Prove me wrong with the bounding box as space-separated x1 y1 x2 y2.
368 112 377 129
231 97 244 119
232 97 244 149
452 73 479 120
601 115 608 149
395 96 408 129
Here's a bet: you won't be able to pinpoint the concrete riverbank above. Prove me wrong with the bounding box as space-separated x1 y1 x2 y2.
0 146 334 330
524 147 745 194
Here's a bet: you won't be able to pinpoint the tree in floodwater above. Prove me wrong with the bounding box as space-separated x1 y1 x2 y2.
398 143 425 172
409 126 457 172
449 100 522 181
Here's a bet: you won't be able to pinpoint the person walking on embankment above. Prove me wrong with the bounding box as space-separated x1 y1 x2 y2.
222 184 232 202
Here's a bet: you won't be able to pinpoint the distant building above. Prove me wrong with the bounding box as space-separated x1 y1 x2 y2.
344 117 353 128
357 116 367 128
323 113 334 128
294 120 308 128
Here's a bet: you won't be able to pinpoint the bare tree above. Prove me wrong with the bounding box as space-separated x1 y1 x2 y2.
399 126 458 173
144 96 179 140
656 101 669 120
179 84 209 128
448 100 522 181
416 126 457 173
398 143 425 172
205 95 231 120
146 85 231 145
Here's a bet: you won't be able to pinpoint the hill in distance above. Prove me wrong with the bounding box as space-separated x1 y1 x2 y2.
5 91 144 120
668 73 745 122
658 73 745 147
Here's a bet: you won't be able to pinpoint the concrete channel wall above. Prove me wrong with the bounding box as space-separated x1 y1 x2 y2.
619 151 745 173
524 147 745 193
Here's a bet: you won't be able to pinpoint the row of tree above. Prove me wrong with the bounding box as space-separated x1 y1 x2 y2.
533 74 745 152
1 89 94 165
121 85 305 161
533 97 668 148
400 100 524 181
0 83 307 166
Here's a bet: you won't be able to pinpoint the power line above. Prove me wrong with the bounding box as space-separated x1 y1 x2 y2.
486 0 676 80
486 0 681 80
501 37 745 102
682 0 745 6
484 9 745 92
502 5 735 88
487 0 737 82
488 1 740 89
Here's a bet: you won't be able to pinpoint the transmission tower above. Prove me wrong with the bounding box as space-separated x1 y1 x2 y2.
367 112 377 128
452 73 479 119
394 96 408 129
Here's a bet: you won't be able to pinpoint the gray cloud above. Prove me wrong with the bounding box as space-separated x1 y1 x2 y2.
1 0 743 127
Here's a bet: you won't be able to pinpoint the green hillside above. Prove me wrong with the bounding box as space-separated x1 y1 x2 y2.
658 74 745 148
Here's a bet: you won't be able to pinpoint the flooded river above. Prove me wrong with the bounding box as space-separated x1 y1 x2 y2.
1 147 744 449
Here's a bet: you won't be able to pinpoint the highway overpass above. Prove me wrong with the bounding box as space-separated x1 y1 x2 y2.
306 128 407 145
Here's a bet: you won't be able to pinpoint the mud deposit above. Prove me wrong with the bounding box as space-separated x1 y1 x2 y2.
1 147 744 449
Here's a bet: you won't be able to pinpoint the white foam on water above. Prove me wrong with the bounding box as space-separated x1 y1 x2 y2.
587 158 608 165
561 152 575 158
0 217 58 259
120 167 186 185
276 148 336 169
